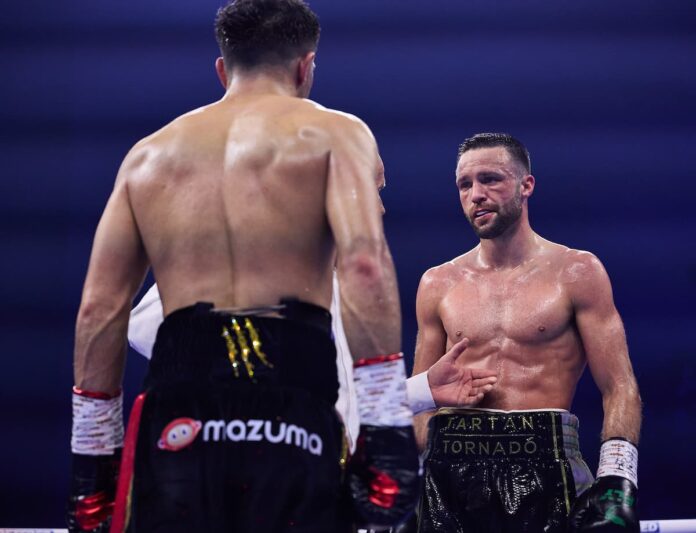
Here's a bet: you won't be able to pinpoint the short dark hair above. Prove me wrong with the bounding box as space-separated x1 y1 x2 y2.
457 133 531 174
215 0 320 71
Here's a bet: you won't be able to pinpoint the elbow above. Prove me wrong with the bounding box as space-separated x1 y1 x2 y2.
76 294 127 330
337 242 391 289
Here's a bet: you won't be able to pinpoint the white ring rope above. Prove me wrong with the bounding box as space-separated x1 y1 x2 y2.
2 520 696 532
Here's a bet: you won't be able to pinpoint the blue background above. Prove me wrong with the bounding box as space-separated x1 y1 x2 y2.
1 0 695 526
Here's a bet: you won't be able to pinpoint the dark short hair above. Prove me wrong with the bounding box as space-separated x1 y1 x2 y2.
457 133 531 174
215 0 320 71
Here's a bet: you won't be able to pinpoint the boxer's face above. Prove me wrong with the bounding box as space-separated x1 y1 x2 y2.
455 147 533 239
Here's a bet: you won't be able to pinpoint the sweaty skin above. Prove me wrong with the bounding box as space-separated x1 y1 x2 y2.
74 55 400 394
412 146 641 450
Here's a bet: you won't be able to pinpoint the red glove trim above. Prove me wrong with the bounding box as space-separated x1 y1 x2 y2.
354 353 403 368
367 467 400 509
73 387 122 400
75 490 114 530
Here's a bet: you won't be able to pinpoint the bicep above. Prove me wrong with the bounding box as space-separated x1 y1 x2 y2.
572 256 633 394
82 179 148 306
325 119 384 254
412 275 447 375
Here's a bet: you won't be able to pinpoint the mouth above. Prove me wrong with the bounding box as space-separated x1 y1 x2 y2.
473 209 495 220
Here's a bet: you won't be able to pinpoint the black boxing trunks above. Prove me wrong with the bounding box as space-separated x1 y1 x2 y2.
418 408 593 533
112 300 350 533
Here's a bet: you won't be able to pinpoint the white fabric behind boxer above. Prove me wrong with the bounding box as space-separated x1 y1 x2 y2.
128 283 162 359
330 274 360 452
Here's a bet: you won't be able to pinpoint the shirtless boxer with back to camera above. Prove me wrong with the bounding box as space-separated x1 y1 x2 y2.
69 1 426 530
412 133 642 532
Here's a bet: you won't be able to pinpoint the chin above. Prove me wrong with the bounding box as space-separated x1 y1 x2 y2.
475 225 506 240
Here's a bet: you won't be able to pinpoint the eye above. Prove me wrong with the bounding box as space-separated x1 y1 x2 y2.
480 174 503 184
458 180 471 190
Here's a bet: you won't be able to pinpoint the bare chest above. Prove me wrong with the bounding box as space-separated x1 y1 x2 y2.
439 270 572 346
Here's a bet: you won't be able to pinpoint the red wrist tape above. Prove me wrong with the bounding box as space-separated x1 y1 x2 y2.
354 353 403 368
73 386 122 400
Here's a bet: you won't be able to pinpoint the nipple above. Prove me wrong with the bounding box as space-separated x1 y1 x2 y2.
538 326 546 332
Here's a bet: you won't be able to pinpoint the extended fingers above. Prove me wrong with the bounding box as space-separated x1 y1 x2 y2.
472 383 496 395
443 337 469 362
470 368 498 379
462 381 496 405
470 376 497 388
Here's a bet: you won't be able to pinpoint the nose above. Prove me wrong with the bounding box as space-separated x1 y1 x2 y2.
470 181 487 205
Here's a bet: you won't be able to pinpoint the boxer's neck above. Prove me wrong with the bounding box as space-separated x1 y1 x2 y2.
223 70 299 99
476 214 537 270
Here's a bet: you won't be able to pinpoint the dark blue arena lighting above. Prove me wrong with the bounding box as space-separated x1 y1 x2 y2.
1 0 695 526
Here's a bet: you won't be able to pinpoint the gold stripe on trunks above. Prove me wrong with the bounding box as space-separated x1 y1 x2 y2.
244 318 274 368
221 326 240 378
551 413 571 514
231 317 255 379
339 429 350 470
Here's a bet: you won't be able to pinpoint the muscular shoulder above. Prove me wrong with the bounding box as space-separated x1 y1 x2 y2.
117 101 240 186
115 123 182 188
303 99 375 141
418 252 474 304
420 263 454 296
554 246 613 308
557 247 607 281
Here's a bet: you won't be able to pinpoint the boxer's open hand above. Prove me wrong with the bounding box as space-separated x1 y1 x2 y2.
428 338 497 407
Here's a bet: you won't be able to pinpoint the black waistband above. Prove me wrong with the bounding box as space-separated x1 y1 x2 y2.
144 299 338 405
427 411 567 460
163 298 332 336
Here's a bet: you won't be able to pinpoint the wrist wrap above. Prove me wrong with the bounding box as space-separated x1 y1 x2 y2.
354 353 413 427
71 387 124 455
597 438 638 487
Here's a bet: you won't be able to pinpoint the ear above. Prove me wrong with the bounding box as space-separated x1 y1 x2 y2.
215 57 228 89
521 174 535 199
296 51 316 94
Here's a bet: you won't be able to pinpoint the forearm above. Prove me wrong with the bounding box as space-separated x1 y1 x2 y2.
600 381 642 444
338 244 401 360
74 300 130 394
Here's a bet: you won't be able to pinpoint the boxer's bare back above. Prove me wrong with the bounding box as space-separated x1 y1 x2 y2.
126 95 367 314
76 77 399 393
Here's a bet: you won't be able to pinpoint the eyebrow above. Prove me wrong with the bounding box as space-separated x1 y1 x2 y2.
477 171 505 179
458 170 504 180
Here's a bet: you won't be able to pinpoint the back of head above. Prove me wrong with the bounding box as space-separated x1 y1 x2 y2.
458 132 531 174
215 0 320 72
